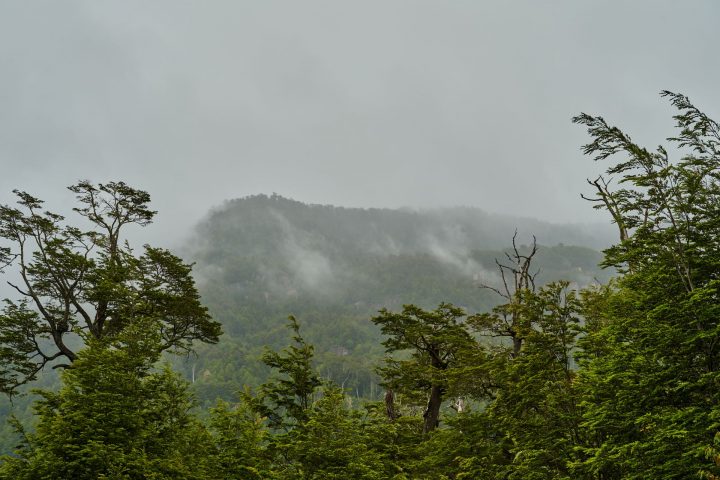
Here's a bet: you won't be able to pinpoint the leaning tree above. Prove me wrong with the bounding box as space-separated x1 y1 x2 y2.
0 181 222 396
571 92 720 479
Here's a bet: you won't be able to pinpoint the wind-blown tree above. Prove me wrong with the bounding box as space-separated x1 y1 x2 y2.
571 92 720 479
0 181 222 395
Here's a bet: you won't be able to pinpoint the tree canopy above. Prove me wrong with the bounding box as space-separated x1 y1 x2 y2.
4 90 720 478
0 181 222 395
0 321 215 480
569 91 720 478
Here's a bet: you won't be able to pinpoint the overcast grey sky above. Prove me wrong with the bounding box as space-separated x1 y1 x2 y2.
1 1 718 247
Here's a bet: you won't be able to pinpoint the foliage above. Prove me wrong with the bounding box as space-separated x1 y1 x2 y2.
0 321 213 480
373 303 477 434
570 91 720 479
471 282 582 479
275 385 387 479
245 316 322 430
0 181 221 395
212 320 388 479
6 90 717 479
208 395 273 479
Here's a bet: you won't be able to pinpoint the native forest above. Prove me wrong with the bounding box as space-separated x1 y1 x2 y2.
1 92 719 479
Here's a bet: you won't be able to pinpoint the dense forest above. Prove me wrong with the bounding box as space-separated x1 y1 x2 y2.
0 188 612 456
1 91 720 479
176 195 613 406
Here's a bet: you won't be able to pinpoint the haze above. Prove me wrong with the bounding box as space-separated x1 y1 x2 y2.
1 1 718 247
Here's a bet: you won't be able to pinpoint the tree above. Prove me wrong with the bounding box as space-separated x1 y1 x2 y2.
0 181 222 395
475 282 582 480
209 394 273 480
372 303 477 434
276 385 387 480
471 233 539 358
246 316 321 430
0 320 215 480
570 91 720 479
433 234 584 479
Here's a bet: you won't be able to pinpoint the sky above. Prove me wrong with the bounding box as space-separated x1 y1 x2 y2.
1 0 719 248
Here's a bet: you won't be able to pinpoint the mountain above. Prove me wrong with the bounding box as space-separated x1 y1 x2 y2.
176 194 615 403
0 194 616 454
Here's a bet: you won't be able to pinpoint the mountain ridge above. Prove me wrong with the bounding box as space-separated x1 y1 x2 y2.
174 194 614 404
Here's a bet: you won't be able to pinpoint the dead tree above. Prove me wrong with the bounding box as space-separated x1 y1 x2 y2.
474 232 539 357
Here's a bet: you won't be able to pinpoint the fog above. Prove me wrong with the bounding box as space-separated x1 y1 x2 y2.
1 1 719 248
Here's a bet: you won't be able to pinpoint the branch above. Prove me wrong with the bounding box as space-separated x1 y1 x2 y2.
7 281 30 297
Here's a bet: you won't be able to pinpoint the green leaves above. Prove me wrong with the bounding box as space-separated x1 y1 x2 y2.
0 300 47 396
209 397 272 480
0 181 221 395
373 303 477 434
458 282 583 480
135 247 221 351
571 92 720 479
277 386 386 479
249 316 322 430
68 181 156 231
0 327 213 480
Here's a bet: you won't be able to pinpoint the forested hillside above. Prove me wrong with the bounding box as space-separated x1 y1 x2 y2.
176 196 613 404
3 92 720 479
0 193 612 455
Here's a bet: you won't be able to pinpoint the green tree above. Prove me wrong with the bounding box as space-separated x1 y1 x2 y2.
372 303 477 434
0 320 214 480
246 316 322 430
276 385 387 480
471 234 540 358
468 282 582 480
236 317 389 478
0 181 222 395
571 91 720 479
209 394 273 480
422 234 585 479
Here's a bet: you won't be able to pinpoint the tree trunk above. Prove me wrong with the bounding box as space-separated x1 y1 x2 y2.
512 335 522 357
385 388 398 421
423 384 443 434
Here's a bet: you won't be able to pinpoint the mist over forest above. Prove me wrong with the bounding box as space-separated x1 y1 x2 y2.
2 1 720 479
0 192 615 459
188 194 614 307
173 195 614 401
